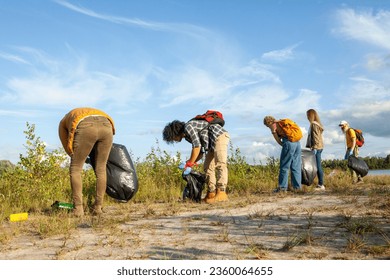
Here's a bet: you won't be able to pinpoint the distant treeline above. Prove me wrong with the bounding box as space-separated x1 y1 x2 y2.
322 155 390 170
1 154 390 175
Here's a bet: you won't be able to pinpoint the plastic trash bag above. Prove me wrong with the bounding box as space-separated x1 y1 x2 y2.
348 155 369 177
182 170 205 203
89 143 138 202
301 149 318 186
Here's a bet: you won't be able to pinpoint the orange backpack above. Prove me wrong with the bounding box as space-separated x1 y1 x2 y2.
277 119 303 142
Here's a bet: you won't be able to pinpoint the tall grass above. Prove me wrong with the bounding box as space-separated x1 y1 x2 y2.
1 123 390 223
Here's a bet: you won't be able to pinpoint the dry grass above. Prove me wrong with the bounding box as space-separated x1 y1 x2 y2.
0 178 389 260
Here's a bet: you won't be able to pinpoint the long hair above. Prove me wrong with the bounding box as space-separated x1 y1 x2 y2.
162 120 186 144
306 109 323 126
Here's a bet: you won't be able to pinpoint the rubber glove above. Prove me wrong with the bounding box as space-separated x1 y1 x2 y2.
182 167 192 175
178 162 185 170
179 161 195 175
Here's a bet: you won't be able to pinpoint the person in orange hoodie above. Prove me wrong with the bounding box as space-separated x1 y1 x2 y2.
59 107 115 216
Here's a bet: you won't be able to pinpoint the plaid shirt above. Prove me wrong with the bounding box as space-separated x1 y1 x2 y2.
184 120 226 151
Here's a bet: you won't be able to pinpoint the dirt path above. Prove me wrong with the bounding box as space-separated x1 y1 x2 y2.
1 191 389 260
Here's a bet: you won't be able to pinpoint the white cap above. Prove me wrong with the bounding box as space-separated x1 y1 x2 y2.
339 120 348 126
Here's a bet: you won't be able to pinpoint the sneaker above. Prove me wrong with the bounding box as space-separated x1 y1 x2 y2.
315 185 326 191
273 187 287 193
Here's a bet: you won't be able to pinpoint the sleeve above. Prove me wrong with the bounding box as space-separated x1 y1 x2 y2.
185 124 201 148
311 124 322 146
58 117 71 155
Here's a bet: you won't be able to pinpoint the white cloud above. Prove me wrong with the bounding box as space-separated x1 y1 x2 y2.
261 43 301 62
0 48 152 108
365 53 390 71
55 0 212 39
0 51 31 65
160 67 227 107
334 8 390 50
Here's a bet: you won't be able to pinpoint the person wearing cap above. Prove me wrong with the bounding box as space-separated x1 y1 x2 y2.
59 107 115 216
339 120 363 184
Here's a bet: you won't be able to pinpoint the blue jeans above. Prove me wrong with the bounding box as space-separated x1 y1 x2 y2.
279 139 302 190
314 149 324 185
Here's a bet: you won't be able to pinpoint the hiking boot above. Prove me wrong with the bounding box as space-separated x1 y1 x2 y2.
203 191 216 204
215 189 228 202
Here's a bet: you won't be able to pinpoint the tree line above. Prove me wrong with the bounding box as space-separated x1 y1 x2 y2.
322 155 390 170
1 154 390 175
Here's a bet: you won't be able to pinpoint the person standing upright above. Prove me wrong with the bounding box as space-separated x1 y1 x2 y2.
59 107 115 216
306 109 325 190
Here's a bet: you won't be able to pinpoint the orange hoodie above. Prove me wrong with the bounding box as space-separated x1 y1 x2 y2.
58 107 115 155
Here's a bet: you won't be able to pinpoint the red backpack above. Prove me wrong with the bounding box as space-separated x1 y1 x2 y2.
191 110 225 127
349 128 365 147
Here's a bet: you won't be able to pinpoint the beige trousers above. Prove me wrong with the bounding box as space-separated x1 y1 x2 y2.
350 146 362 183
203 132 230 192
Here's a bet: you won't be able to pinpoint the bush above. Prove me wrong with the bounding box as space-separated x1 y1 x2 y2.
0 123 70 219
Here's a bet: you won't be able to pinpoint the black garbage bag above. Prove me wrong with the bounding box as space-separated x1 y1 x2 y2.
89 143 138 202
301 149 318 186
348 155 369 177
182 170 206 203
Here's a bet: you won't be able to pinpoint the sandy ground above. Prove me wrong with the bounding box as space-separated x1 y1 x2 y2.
0 189 389 260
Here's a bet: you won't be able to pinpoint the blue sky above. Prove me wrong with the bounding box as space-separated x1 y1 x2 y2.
1 0 390 164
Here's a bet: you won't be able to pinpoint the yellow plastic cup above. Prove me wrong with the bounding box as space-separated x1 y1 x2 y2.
9 212 28 222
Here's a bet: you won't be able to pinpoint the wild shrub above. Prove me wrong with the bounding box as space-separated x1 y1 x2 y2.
134 140 184 202
0 122 69 218
227 144 279 194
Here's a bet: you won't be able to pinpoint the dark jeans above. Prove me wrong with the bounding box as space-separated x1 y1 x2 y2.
70 116 113 208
